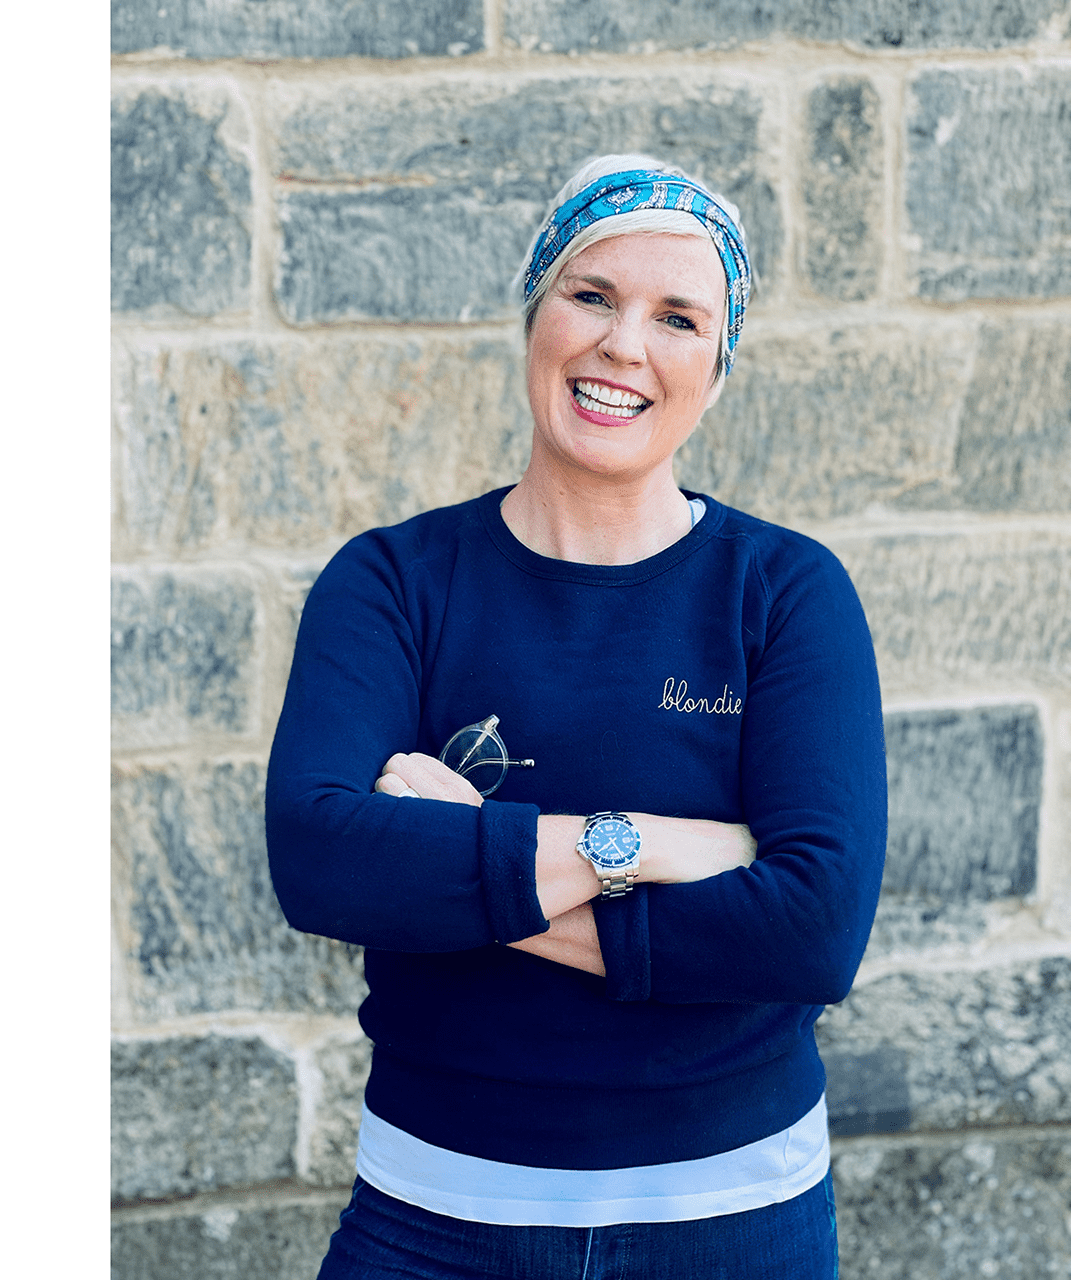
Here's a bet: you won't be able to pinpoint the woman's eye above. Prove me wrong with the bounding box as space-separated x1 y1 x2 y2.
574 291 608 306
663 313 696 331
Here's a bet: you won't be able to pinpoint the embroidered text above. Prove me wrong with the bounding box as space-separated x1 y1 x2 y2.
660 677 743 715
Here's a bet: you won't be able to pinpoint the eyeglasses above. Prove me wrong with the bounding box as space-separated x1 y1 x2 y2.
439 714 535 797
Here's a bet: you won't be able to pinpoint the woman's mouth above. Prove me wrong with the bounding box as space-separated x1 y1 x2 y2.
572 379 652 420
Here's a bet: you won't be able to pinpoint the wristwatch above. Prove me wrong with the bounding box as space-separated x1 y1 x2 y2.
576 812 642 898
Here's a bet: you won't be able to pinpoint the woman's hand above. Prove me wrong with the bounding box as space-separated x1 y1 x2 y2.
374 752 484 807
509 904 606 977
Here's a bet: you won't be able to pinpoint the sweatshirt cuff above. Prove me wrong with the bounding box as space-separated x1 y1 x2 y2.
476 801 547 944
593 885 652 1002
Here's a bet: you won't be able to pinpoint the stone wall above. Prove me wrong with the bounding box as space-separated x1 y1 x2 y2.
112 4 1071 1276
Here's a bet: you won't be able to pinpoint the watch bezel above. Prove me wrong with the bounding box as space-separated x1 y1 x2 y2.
578 812 642 870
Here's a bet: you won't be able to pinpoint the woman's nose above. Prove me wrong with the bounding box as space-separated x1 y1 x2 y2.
598 311 647 366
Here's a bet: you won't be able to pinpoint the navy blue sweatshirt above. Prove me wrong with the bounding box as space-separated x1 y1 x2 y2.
266 488 887 1170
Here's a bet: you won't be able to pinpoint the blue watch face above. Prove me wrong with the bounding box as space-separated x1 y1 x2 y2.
587 818 639 868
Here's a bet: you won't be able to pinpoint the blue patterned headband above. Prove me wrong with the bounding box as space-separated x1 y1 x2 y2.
523 169 751 375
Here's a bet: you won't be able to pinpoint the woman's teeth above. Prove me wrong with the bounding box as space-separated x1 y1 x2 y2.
573 380 650 418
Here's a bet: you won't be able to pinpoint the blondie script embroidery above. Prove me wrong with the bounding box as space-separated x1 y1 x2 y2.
660 677 743 715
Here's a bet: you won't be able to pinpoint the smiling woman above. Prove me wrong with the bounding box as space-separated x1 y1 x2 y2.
266 154 888 1279
515 233 727 552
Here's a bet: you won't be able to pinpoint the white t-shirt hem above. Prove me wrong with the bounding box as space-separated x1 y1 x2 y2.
355 1094 830 1227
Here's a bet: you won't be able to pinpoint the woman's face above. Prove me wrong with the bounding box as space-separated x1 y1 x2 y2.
525 233 727 484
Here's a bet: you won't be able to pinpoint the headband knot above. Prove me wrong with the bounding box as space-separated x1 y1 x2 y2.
524 170 751 375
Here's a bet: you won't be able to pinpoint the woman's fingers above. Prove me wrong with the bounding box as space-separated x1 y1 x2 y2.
373 771 418 798
375 752 484 806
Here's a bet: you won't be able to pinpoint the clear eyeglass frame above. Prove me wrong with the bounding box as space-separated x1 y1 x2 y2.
438 715 535 797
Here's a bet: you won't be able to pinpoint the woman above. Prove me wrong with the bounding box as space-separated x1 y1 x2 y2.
267 154 887 1279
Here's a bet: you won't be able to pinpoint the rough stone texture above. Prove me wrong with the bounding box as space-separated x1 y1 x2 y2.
112 1197 343 1280
803 78 883 300
271 73 770 202
276 186 537 325
675 322 973 520
258 560 327 744
907 68 1071 300
868 896 1038 960
111 568 258 748
1049 704 1071 937
867 703 1045 959
112 89 251 317
112 1035 297 1200
112 761 368 1018
113 335 533 554
306 1034 373 1186
112 0 484 59
271 74 780 323
113 341 338 552
503 0 1067 53
953 320 1071 513
825 1049 912 1137
832 529 1071 693
817 959 1071 1133
884 706 1041 900
833 1133 1071 1279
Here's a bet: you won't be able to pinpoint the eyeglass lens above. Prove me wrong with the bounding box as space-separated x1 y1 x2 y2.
439 715 534 797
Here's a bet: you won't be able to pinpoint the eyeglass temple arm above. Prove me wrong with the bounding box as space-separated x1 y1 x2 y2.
456 756 535 778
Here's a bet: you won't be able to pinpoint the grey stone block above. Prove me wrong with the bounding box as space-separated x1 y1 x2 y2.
832 529 1071 691
864 899 1012 958
112 1035 297 1200
271 74 767 197
676 322 973 520
112 761 368 1017
112 1196 344 1280
276 186 537 324
259 560 328 747
825 1049 911 1137
112 89 250 317
883 706 1041 902
114 342 338 551
954 320 1071 512
503 0 1065 53
803 78 883 300
111 569 257 747
907 68 1071 300
112 0 484 59
113 335 534 553
833 1133 1071 1279
271 74 781 323
306 1036 373 1186
817 958 1071 1131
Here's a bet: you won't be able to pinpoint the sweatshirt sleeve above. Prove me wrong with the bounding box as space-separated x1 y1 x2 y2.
622 540 887 1006
265 535 547 952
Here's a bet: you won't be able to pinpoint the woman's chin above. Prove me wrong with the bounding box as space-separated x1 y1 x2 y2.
559 436 658 481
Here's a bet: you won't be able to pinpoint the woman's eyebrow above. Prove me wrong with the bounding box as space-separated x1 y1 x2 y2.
566 273 616 290
663 294 714 316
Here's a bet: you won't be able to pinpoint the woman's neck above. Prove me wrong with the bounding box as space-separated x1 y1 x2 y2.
500 464 694 566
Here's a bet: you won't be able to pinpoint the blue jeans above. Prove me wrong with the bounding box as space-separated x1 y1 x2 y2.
317 1172 838 1279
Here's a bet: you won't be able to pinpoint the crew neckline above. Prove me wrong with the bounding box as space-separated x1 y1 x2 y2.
479 487 725 586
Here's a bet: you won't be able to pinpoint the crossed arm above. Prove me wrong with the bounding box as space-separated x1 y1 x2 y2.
375 751 756 977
